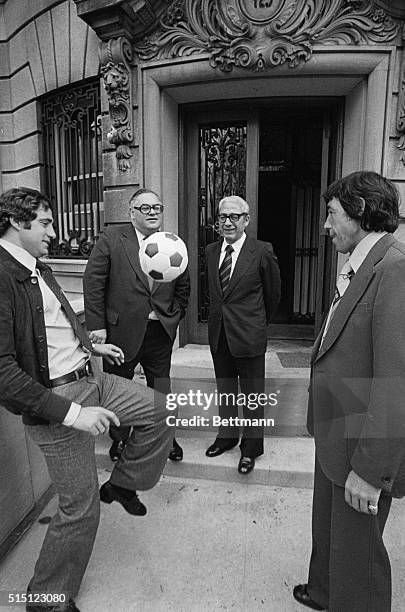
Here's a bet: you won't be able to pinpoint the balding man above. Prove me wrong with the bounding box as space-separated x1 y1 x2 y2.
205 195 281 474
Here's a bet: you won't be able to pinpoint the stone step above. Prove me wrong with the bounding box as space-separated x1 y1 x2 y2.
95 433 315 489
134 372 310 436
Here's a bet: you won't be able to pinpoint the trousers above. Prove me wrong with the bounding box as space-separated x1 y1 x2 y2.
308 456 392 612
211 326 265 458
104 319 173 443
25 359 173 600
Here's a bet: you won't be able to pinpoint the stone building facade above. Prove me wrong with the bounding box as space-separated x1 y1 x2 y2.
1 0 405 547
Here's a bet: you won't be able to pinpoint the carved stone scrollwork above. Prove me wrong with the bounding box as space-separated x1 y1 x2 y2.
134 0 401 72
99 37 134 172
396 25 405 166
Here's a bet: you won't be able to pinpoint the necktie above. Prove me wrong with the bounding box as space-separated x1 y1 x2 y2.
143 235 154 291
219 244 234 293
36 260 92 352
320 260 354 347
332 261 354 306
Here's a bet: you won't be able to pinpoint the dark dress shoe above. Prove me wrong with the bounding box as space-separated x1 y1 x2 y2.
205 439 239 457
100 481 147 516
168 438 183 461
293 584 326 610
237 456 255 474
109 440 127 462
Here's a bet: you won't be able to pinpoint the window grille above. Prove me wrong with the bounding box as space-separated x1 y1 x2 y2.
41 79 103 258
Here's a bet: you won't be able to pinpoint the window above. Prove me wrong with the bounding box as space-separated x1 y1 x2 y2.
41 79 103 258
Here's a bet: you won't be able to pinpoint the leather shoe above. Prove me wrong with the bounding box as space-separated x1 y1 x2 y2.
109 440 126 462
237 456 255 474
206 439 239 457
293 584 326 610
100 481 147 516
168 438 183 461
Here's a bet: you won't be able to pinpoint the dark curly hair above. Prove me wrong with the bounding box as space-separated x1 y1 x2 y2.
0 187 51 237
323 171 399 233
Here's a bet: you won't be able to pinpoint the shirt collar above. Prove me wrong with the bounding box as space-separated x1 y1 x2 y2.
135 227 161 245
347 231 387 273
0 238 37 273
221 232 246 255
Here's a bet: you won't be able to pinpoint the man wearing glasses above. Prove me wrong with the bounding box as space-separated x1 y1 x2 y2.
205 195 281 474
84 188 190 462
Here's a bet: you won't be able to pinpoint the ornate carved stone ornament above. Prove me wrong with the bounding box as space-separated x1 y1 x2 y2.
396 24 405 166
134 0 401 72
99 37 134 171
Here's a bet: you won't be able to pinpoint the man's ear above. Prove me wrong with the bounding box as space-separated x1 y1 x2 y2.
8 217 20 231
244 214 250 228
358 197 366 214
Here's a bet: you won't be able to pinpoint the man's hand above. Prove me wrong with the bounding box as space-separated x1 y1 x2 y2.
344 469 381 515
89 328 107 344
92 342 125 366
72 406 120 436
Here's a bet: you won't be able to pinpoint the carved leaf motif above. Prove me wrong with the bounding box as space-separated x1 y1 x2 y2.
134 0 401 71
99 37 134 171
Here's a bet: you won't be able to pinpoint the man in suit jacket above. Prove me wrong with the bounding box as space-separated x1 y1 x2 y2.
0 187 173 612
84 188 190 462
293 171 405 612
205 195 281 474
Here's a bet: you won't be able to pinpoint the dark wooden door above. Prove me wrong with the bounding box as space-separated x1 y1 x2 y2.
182 109 259 344
181 101 342 344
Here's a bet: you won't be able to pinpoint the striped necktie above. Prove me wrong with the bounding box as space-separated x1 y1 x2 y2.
219 244 234 293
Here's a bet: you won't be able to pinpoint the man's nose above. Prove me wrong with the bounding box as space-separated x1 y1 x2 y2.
48 225 57 239
324 215 331 230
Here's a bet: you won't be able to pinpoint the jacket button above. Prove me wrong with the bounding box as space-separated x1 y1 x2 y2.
36 306 43 313
38 335 44 343
382 476 391 483
39 365 47 372
31 277 38 284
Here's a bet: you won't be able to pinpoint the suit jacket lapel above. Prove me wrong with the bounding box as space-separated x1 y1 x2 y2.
121 225 150 292
224 236 255 298
314 234 395 363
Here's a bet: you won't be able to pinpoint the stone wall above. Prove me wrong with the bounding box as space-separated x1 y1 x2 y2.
0 0 100 192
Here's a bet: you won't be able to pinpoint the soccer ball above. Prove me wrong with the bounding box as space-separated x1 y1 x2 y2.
139 231 188 282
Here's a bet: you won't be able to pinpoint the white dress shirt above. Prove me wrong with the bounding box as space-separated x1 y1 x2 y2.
320 231 387 345
0 238 84 425
218 232 247 278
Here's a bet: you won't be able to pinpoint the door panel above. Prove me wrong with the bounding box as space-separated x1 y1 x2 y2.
181 101 342 344
183 110 259 343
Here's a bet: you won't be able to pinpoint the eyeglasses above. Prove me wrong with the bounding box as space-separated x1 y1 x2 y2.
131 204 164 214
217 213 248 223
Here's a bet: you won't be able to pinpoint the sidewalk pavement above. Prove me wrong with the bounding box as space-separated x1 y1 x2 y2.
1 344 404 610
0 468 404 612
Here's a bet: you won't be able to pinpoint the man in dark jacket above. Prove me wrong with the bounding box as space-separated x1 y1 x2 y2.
293 171 405 612
205 195 281 474
84 188 190 462
0 187 172 612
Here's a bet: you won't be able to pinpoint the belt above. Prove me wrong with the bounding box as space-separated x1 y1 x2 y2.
50 361 92 388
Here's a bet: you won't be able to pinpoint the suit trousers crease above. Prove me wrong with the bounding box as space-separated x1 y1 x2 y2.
25 359 173 599
308 456 392 612
211 326 265 457
104 320 174 442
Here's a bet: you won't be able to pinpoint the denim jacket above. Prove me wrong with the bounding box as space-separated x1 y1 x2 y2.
0 246 72 425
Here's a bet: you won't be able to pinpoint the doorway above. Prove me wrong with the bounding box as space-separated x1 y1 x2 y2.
181 99 342 344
